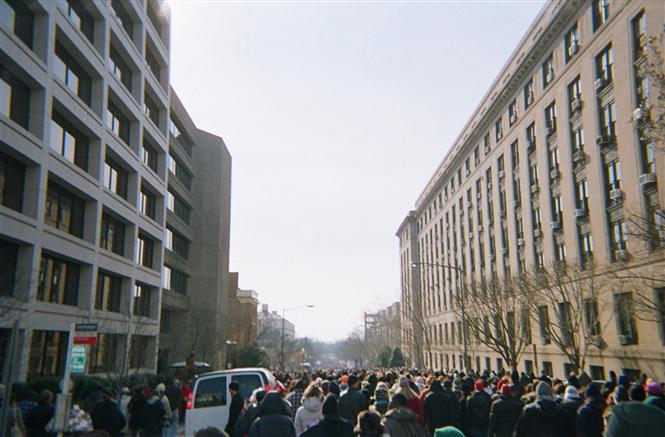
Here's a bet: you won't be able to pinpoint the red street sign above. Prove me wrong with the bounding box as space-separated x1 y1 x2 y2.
74 336 97 345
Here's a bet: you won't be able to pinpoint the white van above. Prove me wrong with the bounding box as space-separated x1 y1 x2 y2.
184 367 277 436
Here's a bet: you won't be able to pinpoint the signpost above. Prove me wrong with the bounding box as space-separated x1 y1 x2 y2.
70 345 87 374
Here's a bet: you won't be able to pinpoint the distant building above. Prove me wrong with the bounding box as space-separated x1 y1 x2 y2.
365 302 402 351
227 272 259 348
258 304 295 338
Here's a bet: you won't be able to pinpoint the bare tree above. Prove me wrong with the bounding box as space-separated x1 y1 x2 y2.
634 33 665 150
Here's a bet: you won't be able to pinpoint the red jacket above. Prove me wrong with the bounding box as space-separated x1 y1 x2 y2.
405 397 425 428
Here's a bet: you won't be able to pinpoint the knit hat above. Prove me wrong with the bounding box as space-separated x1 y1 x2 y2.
434 426 465 437
647 381 664 396
321 393 338 415
613 386 630 404
474 379 485 391
564 386 580 400
605 402 665 437
584 383 601 398
500 384 512 396
629 384 646 402
155 383 166 394
618 375 630 388
348 374 359 387
535 381 552 398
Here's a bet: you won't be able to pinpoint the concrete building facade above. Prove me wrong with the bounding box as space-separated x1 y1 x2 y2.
227 272 259 351
398 0 665 379
364 302 402 353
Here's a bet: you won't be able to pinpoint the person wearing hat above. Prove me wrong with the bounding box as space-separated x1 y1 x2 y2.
464 379 491 437
488 384 521 437
423 380 459 436
373 382 391 415
142 385 169 437
383 393 424 437
232 388 266 437
575 382 605 437
514 381 568 437
644 380 665 412
604 401 665 437
301 393 354 437
225 382 245 435
249 391 295 437
338 374 369 425
560 386 583 436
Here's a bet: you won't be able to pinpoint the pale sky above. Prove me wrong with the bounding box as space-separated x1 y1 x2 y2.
168 0 545 341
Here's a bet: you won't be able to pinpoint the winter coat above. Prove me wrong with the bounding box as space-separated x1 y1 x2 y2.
338 387 368 424
465 390 491 433
295 397 323 436
225 392 245 433
575 397 605 437
300 415 355 437
514 397 568 437
488 394 522 437
233 404 260 437
645 395 665 413
249 392 296 437
25 403 54 437
405 396 425 428
166 383 182 413
91 398 126 437
424 389 459 435
142 395 167 437
127 392 147 429
560 397 583 436
287 389 305 419
383 406 425 437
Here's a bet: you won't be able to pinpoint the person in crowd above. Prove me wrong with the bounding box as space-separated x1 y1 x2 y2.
195 427 229 437
383 393 424 437
338 374 368 424
249 391 296 437
628 383 646 402
423 380 457 435
128 386 147 437
574 382 605 437
25 389 54 437
488 384 521 437
286 380 307 419
560 385 583 435
118 387 132 434
397 376 424 428
17 389 38 423
355 410 387 437
90 394 126 437
142 386 169 437
295 383 324 436
433 426 465 437
165 378 182 437
301 393 354 437
604 401 665 437
225 382 245 435
233 389 266 437
514 381 568 437
328 382 341 399
644 380 665 412
464 379 491 437
373 382 390 415
4 392 26 437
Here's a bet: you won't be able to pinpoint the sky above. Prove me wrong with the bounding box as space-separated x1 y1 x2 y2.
168 0 545 342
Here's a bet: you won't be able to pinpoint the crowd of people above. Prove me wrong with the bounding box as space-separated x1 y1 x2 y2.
4 368 665 436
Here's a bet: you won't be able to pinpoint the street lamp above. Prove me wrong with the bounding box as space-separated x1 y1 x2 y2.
280 305 315 370
411 261 469 371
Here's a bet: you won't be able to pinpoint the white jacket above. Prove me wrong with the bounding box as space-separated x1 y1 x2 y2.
294 397 323 436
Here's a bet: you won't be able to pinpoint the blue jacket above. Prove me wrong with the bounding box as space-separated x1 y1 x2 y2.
575 397 605 437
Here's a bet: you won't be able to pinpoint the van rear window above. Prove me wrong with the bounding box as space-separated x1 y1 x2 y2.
232 374 263 399
194 376 227 408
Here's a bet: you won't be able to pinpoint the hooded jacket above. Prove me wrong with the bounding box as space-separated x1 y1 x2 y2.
575 396 605 437
142 395 167 437
300 415 355 437
383 406 425 437
295 397 323 436
514 397 568 437
91 398 126 437
249 392 296 437
338 386 368 424
488 393 522 437
424 382 459 435
465 390 492 432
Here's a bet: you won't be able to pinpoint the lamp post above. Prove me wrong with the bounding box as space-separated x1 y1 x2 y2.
412 261 468 371
280 305 314 370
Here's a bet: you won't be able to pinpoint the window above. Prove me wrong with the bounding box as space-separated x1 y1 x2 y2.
168 154 192 190
656 288 665 344
596 44 614 83
564 24 579 63
160 308 171 333
53 41 91 105
632 10 647 59
194 376 227 409
96 272 121 312
640 142 656 175
0 150 24 212
136 234 154 268
168 191 191 224
592 0 609 32
50 113 89 171
572 127 585 153
111 0 133 39
533 208 541 230
529 163 538 188
167 228 189 259
483 133 490 154
610 220 626 252
605 159 621 192
509 99 518 125
146 0 164 42
109 46 132 92
146 48 161 81
89 333 122 373
511 141 519 169
100 211 125 256
524 78 534 109
538 305 551 344
473 146 480 165
590 365 605 381
143 92 159 127
1 0 34 48
495 117 503 142
103 156 128 199
37 253 79 305
599 102 616 139
584 299 600 336
521 309 532 344
61 0 94 43
168 117 181 138
139 185 156 220
568 77 582 114
129 335 150 369
0 64 30 129
545 101 557 134
555 242 566 266
635 75 650 110
163 266 187 295
526 122 536 150
106 101 131 145
576 179 589 210
28 330 68 379
580 232 594 262
133 283 152 317
549 147 560 172
140 139 158 172
615 292 637 344
166 191 174 212
0 239 18 296
552 195 563 224
542 53 554 88
44 181 85 238
558 302 573 344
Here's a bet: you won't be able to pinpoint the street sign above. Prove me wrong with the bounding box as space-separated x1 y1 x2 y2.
75 323 98 332
70 345 87 374
73 336 97 345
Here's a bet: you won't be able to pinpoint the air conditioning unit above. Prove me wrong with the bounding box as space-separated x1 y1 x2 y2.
589 335 605 349
550 169 560 180
639 173 656 186
573 208 587 218
550 221 561 230
517 238 525 246
615 249 630 262
609 189 623 201
594 77 607 91
596 135 611 147
572 99 583 113
618 334 632 345
477 192 482 200
498 170 505 179
531 184 539 194
573 150 586 163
